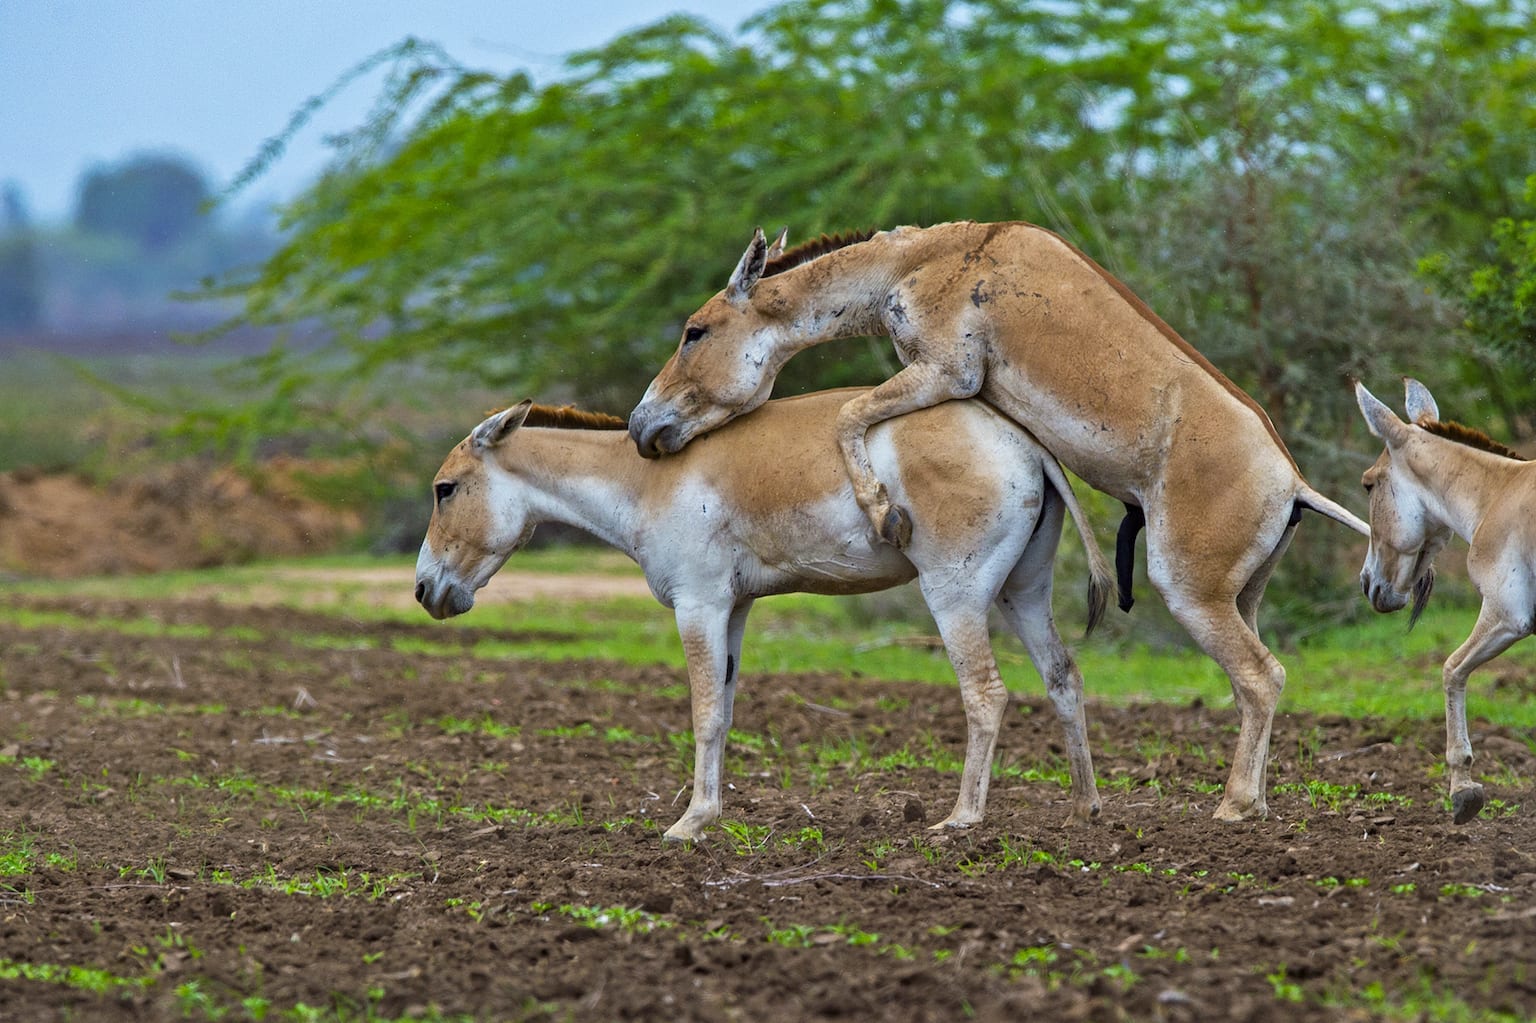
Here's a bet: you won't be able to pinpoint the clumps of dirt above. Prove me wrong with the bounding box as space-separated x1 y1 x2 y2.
1 595 1533 1022
0 461 362 578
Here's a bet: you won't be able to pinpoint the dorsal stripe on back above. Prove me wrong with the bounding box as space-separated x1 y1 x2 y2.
1020 222 1301 474
759 220 1302 474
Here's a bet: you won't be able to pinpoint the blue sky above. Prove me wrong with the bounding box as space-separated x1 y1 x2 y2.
0 1 771 223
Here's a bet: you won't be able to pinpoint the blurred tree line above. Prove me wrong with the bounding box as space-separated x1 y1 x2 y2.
0 153 275 334
200 0 1534 631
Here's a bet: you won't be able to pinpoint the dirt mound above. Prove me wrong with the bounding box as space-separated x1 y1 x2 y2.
0 461 361 578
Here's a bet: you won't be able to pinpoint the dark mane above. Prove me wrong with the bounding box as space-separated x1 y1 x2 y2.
763 229 878 278
495 404 628 430
1421 419 1525 461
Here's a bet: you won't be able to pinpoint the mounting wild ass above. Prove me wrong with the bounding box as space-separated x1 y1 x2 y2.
414 388 1113 842
629 221 1370 821
1356 378 1536 824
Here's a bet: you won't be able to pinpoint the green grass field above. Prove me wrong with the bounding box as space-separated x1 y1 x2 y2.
7 549 1530 730
0 345 1523 732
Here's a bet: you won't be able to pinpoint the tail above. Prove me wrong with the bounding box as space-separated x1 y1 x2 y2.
1039 456 1113 635
1295 484 1370 537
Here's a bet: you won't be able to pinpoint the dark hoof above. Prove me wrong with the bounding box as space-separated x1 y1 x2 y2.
879 504 912 549
1451 785 1486 825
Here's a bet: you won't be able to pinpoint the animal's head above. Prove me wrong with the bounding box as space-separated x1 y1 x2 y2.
1354 378 1447 625
414 400 536 620
629 227 793 458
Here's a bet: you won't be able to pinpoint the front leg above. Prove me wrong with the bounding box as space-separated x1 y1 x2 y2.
835 360 981 549
663 600 752 843
1440 603 1524 824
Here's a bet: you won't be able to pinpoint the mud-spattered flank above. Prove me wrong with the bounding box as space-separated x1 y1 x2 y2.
1 594 1533 1021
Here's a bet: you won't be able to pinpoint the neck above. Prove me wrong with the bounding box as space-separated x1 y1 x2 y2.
758 235 912 344
493 429 645 557
1406 437 1522 543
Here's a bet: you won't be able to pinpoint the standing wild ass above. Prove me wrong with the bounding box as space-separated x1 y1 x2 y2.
629 221 1370 821
415 388 1113 842
1356 378 1535 824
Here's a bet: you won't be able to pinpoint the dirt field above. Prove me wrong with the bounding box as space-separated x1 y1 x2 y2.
2 592 1534 1022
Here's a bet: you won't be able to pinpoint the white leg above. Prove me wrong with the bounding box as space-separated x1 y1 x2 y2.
922 591 1011 830
994 492 1102 823
1155 591 1285 821
663 600 752 842
1142 495 1293 821
1440 602 1523 824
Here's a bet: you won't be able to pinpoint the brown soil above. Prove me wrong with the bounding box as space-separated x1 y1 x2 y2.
1 593 1534 1022
0 463 361 578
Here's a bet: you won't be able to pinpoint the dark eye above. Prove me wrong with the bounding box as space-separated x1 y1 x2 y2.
683 324 707 344
434 481 457 504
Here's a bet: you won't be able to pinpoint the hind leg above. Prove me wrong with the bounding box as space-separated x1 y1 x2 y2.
994 491 1102 822
1146 502 1293 820
913 534 1027 831
1171 602 1286 820
1237 517 1297 636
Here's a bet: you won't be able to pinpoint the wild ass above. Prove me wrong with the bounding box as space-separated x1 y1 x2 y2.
414 388 1113 842
1356 378 1536 824
629 221 1370 821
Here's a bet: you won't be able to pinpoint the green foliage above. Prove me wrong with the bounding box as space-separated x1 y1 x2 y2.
1421 173 1536 418
214 1 1534 416
189 0 1536 624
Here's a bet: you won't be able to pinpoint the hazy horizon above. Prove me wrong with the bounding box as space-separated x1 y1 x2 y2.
0 1 769 224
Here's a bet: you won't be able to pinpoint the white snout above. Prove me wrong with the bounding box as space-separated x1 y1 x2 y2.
1359 540 1422 615
415 543 479 620
1360 567 1408 614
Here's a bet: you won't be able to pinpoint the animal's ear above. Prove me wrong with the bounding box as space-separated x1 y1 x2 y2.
765 226 789 262
1355 381 1411 448
472 399 533 451
725 227 769 306
1403 378 1440 425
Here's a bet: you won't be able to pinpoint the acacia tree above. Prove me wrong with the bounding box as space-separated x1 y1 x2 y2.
0 184 42 331
203 0 1535 607
215 0 1531 407
75 153 212 252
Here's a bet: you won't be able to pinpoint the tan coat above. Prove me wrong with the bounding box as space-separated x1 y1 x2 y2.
1357 378 1536 823
631 221 1370 821
416 389 1111 841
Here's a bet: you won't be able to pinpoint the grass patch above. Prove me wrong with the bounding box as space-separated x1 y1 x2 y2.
6 552 1536 728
